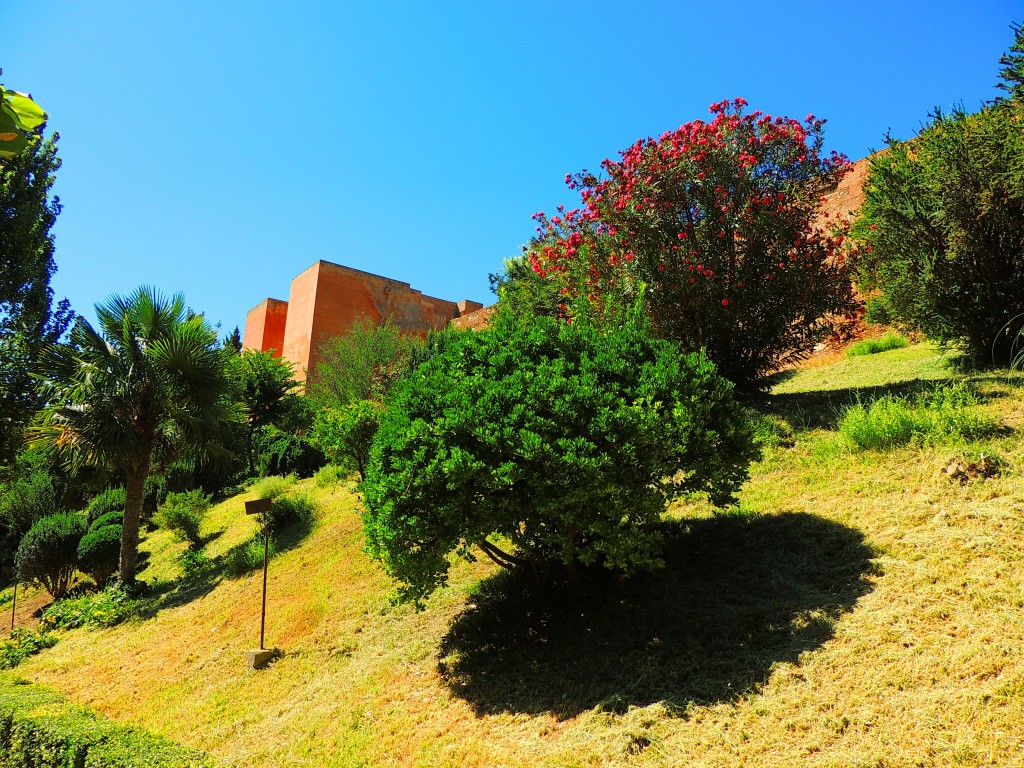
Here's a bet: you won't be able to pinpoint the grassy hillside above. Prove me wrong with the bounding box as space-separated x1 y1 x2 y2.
4 341 1024 767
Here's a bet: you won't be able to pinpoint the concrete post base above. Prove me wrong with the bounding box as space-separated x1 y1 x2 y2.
246 649 274 670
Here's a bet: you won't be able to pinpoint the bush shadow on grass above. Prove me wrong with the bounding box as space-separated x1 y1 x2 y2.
438 511 876 719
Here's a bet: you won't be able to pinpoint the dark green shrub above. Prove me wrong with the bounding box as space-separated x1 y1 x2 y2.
362 311 758 604
0 454 60 569
89 509 124 531
863 296 893 326
267 493 315 532
154 490 211 545
177 549 212 577
86 487 125 524
0 676 215 766
76 524 122 586
253 425 325 479
15 512 87 599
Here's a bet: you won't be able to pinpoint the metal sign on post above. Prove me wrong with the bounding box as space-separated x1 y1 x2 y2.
244 498 274 669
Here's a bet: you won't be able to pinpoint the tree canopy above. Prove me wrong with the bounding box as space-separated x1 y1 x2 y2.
361 310 757 604
30 287 241 580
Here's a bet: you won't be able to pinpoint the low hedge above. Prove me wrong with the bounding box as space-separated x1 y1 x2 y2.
0 676 214 767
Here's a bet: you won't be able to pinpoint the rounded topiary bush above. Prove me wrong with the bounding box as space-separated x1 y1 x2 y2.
77 524 122 586
15 512 87 598
89 510 124 532
86 487 126 524
362 310 759 604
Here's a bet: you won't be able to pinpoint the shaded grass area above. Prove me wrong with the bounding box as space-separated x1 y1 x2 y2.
440 512 875 718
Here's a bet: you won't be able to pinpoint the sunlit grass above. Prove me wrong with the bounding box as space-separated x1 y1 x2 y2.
2 341 1024 766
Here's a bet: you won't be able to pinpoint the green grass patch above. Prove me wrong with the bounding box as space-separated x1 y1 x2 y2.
837 383 997 450
846 332 909 358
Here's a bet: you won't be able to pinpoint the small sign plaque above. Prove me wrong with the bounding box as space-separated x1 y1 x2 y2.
245 498 272 516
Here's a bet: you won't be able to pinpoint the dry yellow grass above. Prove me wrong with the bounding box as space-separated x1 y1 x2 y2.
4 342 1024 767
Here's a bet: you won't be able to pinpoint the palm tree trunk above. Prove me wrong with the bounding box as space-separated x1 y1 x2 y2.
119 462 149 582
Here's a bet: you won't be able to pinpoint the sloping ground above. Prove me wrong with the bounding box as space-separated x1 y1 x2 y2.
4 342 1024 767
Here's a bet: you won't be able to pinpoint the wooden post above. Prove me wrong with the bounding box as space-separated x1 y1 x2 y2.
9 581 16 633
244 498 274 667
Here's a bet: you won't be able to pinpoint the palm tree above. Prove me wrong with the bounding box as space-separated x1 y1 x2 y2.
30 286 241 581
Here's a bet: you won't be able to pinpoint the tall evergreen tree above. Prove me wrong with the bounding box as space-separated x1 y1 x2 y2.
0 134 72 462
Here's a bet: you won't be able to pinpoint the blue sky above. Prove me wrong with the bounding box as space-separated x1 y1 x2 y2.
4 1 1021 336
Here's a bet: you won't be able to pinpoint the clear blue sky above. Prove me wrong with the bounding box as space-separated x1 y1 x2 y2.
4 1 1021 336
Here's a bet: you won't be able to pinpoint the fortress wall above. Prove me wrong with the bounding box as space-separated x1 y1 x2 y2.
242 298 289 357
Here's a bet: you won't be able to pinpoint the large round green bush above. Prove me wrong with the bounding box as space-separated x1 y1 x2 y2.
15 512 87 598
361 311 758 604
76 524 122 586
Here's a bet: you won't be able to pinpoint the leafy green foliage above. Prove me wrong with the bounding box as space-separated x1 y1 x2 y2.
89 509 124 531
252 424 325 479
154 490 211 546
86 486 126 524
250 474 296 500
362 312 758 604
15 512 86 598
996 21 1024 101
30 287 243 581
846 333 909 357
225 534 275 578
0 450 60 569
0 676 215 766
527 99 855 387
0 133 72 463
854 39 1024 364
76 524 122 586
0 82 47 157
488 254 563 323
309 400 383 480
0 628 57 670
229 349 305 476
313 464 348 487
41 583 141 630
837 384 996 450
309 315 420 408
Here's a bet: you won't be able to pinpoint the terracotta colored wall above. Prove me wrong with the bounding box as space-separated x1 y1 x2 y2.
281 261 473 383
242 298 289 357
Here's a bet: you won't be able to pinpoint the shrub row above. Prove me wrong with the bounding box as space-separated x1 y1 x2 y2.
0 676 214 767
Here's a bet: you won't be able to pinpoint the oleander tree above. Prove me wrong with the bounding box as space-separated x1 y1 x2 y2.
526 98 856 387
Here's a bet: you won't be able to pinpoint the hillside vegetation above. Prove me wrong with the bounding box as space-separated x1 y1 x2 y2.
3 342 1024 767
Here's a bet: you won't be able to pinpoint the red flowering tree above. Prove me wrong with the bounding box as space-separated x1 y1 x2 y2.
528 98 857 386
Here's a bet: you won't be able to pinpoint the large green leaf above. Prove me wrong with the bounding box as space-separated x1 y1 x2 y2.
0 87 47 158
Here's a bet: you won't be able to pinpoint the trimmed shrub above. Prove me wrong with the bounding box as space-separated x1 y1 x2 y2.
76 524 122 586
15 512 87 599
86 487 125 524
154 490 211 546
0 676 214 766
89 509 124 532
362 310 758 604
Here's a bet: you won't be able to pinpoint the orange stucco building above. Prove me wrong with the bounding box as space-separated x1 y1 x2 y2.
242 260 483 382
